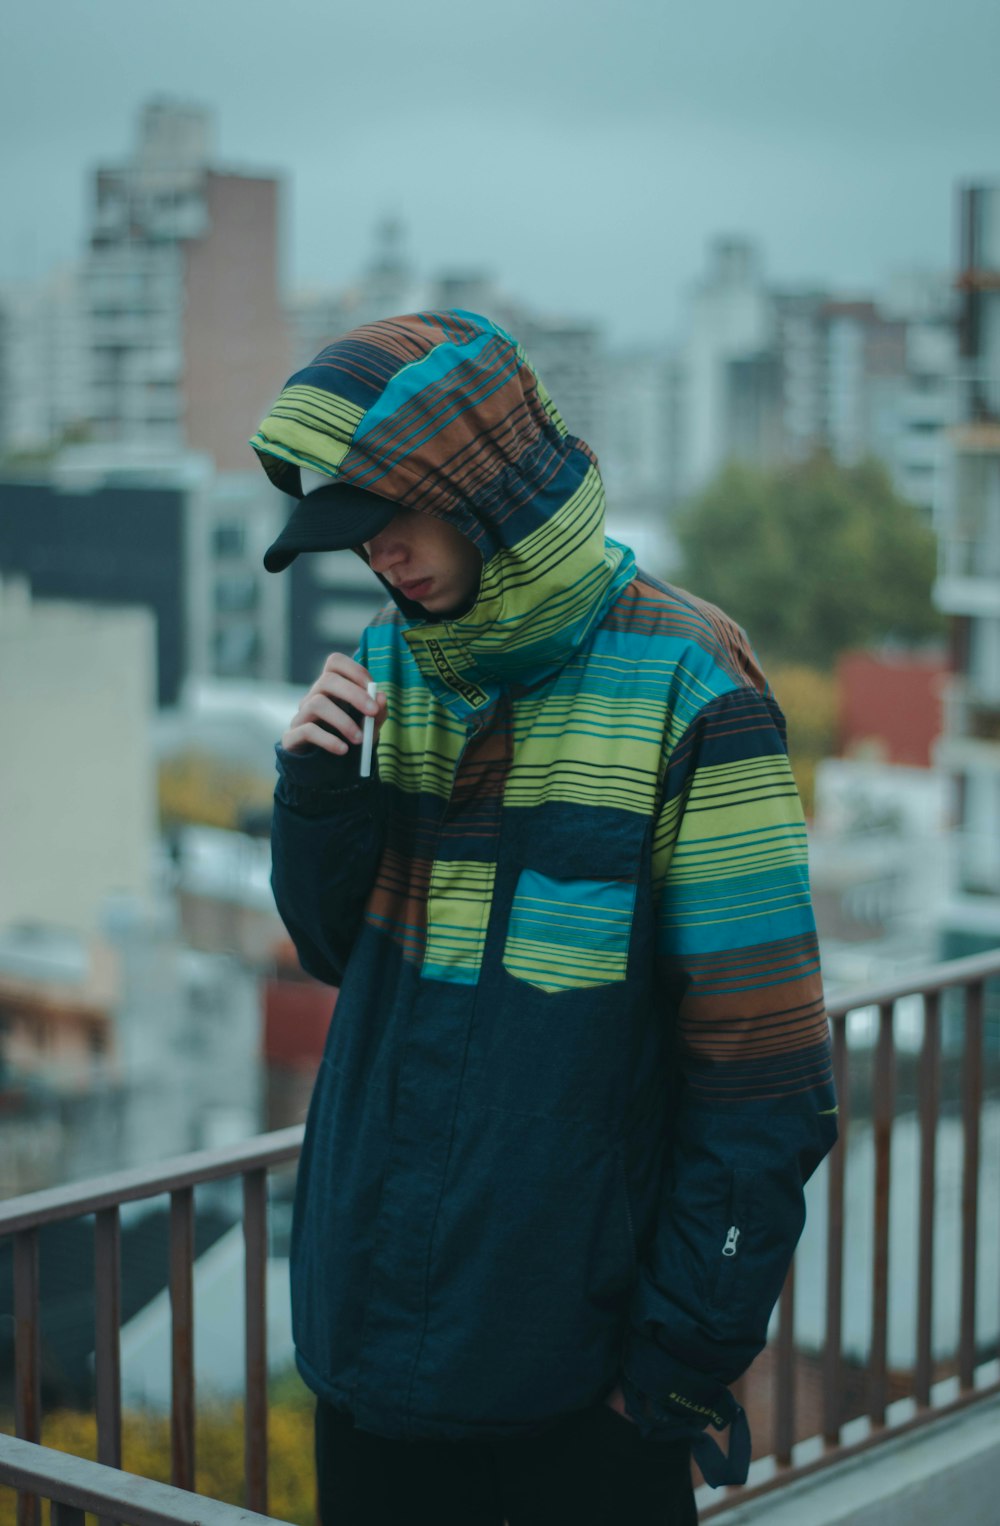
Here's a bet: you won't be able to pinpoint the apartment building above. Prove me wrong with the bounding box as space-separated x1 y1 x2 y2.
678 238 956 511
0 453 288 699
935 184 1000 954
0 267 88 456
84 99 290 471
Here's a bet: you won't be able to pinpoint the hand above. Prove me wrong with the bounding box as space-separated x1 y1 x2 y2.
603 1385 636 1423
282 653 388 758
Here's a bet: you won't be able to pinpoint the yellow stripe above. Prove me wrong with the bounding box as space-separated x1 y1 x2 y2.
423 860 497 979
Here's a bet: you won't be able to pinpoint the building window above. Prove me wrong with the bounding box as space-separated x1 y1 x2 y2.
213 523 246 558
214 572 258 613
214 623 260 676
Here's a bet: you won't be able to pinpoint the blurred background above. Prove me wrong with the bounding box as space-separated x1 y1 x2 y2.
0 3 998 1505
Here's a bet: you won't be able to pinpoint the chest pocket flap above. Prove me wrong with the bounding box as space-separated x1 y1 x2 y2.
503 870 638 993
501 813 647 995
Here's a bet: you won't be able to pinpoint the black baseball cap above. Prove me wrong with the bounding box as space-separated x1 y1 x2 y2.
263 481 398 572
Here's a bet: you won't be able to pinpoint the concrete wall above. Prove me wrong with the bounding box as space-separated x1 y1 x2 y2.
0 578 156 933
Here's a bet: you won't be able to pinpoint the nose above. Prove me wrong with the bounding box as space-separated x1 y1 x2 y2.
365 515 410 571
366 530 403 572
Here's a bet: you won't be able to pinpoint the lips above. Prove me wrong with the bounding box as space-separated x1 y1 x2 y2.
399 578 432 598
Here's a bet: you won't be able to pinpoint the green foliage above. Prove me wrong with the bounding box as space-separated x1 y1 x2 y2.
766 662 838 817
158 750 275 832
673 452 943 670
1 1390 316 1526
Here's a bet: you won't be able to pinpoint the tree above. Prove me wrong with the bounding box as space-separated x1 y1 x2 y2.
0 1385 317 1526
673 452 943 670
158 750 274 832
764 662 837 818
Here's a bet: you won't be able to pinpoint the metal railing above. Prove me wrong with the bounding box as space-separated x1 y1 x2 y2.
0 1127 303 1524
0 1434 292 1526
701 945 1000 1517
2 951 999 1523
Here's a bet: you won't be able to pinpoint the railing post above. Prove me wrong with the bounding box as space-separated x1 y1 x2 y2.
959 980 984 1390
169 1187 196 1490
51 1504 86 1526
774 1261 796 1467
823 1017 849 1446
243 1169 268 1516
916 991 940 1407
13 1227 41 1526
94 1206 122 1526
869 1001 895 1427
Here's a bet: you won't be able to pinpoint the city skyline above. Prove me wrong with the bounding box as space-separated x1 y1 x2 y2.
3 0 998 344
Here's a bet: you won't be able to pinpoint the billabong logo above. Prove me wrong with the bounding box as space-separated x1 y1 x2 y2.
425 639 488 707
667 1392 726 1428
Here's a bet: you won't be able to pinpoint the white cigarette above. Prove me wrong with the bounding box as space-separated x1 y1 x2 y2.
360 681 378 777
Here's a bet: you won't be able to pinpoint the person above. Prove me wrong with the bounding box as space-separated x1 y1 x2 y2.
253 310 837 1526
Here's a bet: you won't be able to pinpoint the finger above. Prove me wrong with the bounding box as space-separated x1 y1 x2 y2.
297 693 366 744
311 671 380 717
321 652 373 689
281 721 350 756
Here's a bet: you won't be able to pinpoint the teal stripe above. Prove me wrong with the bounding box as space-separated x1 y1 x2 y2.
508 872 637 958
658 900 816 956
352 330 496 441
420 962 480 986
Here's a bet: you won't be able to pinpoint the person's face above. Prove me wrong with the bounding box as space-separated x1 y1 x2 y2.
363 509 483 617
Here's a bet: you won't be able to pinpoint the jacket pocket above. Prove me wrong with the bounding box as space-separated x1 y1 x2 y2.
710 1167 756 1315
501 868 638 993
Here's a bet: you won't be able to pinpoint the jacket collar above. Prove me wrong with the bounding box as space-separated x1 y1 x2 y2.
397 506 636 719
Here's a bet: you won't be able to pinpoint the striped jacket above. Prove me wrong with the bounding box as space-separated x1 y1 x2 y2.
255 312 837 1478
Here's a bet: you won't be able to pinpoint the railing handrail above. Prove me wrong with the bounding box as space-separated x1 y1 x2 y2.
0 1433 293 1526
825 946 1000 1020
3 947 1000 1234
0 1125 304 1235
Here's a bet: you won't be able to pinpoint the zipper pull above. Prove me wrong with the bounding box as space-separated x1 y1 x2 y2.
722 1225 741 1258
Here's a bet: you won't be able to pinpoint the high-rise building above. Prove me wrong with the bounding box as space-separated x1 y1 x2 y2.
0 267 88 456
679 237 776 497
935 184 1000 955
678 239 957 511
818 293 955 514
600 346 682 563
83 99 290 471
289 218 424 367
517 313 606 462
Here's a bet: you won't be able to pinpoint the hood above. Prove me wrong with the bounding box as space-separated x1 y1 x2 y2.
251 310 635 708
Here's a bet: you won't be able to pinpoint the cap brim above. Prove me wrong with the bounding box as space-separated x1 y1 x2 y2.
263 483 398 572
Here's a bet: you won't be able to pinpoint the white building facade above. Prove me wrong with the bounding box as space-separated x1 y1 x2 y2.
0 577 157 934
934 184 1000 953
677 239 957 514
0 266 89 455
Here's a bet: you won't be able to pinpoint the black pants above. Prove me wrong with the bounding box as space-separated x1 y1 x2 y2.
315 1398 698 1526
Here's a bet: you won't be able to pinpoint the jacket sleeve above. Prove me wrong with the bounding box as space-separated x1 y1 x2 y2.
621 683 838 1477
270 740 386 987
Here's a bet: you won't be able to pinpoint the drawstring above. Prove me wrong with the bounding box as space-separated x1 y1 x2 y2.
686 1401 752 1487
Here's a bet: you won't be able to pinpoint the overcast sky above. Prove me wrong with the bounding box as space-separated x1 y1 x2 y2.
3 0 998 343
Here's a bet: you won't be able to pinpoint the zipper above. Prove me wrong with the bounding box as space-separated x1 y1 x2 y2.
722 1225 741 1258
